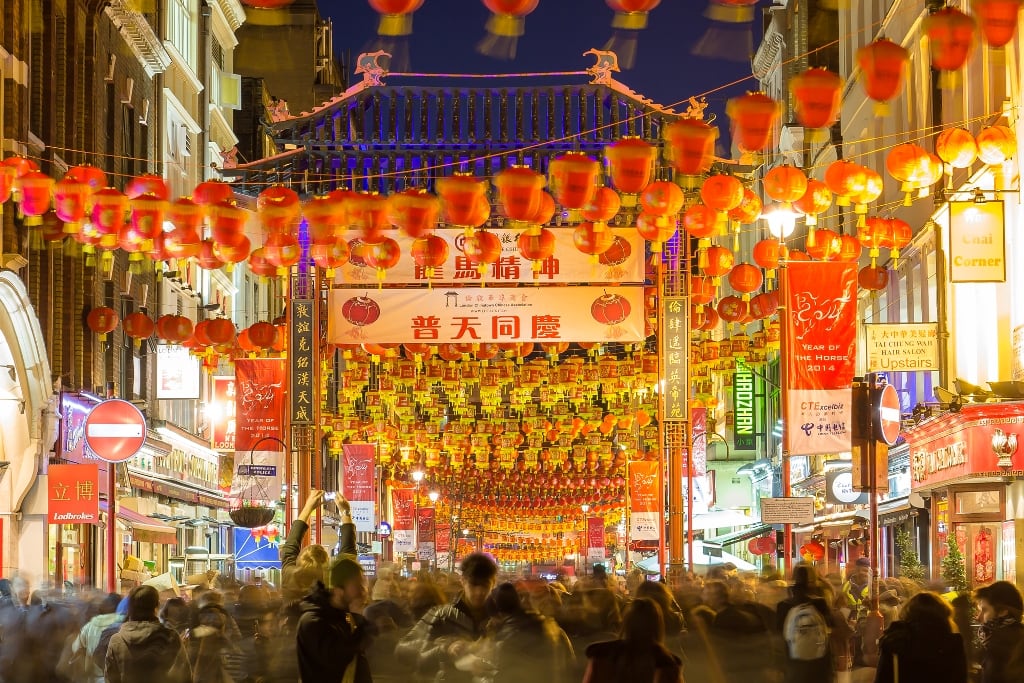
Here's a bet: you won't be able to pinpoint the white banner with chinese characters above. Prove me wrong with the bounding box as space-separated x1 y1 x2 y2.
333 227 644 285
328 286 645 343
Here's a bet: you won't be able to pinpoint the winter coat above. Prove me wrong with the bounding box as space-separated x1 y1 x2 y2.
184 625 237 683
395 597 489 683
104 619 191 683
977 619 1024 683
295 582 371 683
873 620 967 683
72 612 127 681
776 594 835 683
582 639 683 683
485 610 575 683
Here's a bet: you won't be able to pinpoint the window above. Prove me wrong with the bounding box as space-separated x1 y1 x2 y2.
167 0 197 68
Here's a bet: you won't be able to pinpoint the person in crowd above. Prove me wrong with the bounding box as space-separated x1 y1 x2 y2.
158 597 191 637
471 582 574 683
396 552 499 683
974 581 1024 683
295 555 371 683
776 564 834 683
635 580 686 653
280 489 331 601
104 585 191 683
233 584 275 683
408 581 447 621
705 579 779 683
65 592 125 683
873 591 967 683
184 601 242 683
843 558 872 611
582 597 683 683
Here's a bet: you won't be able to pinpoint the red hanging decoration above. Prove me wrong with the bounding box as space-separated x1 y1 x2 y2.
605 137 656 196
478 0 539 59
971 0 1023 48
604 0 662 68
856 39 910 116
122 312 154 348
923 7 976 88
664 118 718 183
492 166 545 222
549 153 599 212
411 234 450 279
726 92 781 155
369 0 424 36
87 306 119 341
790 67 842 136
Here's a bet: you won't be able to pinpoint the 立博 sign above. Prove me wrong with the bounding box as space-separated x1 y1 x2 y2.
865 323 940 373
48 464 100 524
949 200 1005 283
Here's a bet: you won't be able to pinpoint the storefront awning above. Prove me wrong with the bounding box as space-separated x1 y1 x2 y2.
115 506 179 545
708 523 774 547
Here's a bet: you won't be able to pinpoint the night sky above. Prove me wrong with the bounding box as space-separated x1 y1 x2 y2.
318 1 766 125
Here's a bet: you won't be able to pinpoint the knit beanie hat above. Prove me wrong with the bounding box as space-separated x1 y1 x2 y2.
329 556 363 589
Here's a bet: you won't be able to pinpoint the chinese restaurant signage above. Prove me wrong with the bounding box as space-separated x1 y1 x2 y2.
662 297 687 422
156 344 201 399
210 376 236 452
153 442 219 490
783 261 857 456
392 487 415 553
328 286 645 344
48 464 99 524
864 323 940 372
949 201 1006 283
289 299 315 425
906 402 1024 488
334 228 645 285
59 394 109 495
734 363 756 451
342 443 377 532
232 359 286 503
628 460 660 541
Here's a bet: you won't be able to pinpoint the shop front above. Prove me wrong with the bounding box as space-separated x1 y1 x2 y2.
904 402 1024 586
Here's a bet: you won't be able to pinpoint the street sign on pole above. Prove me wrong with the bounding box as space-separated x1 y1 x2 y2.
876 383 901 446
84 399 147 463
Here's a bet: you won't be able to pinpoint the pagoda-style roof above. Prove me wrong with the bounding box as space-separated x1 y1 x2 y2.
223 50 703 197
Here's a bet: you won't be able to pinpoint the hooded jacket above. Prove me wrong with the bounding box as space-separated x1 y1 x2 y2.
104 619 191 683
583 639 682 683
395 596 490 683
487 609 575 683
874 620 967 683
296 582 372 683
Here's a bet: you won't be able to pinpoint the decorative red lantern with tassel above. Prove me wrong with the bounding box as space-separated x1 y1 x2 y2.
516 228 554 276
122 312 155 349
923 7 976 88
493 166 545 222
412 234 450 279
790 67 842 133
386 188 439 239
728 263 763 299
310 240 350 277
549 153 599 211
763 165 808 211
87 306 119 341
856 38 910 116
54 177 90 235
573 222 615 259
858 265 889 292
605 137 656 196
726 92 781 154
15 171 55 226
369 0 423 36
793 180 833 227
972 0 1023 48
478 0 539 59
664 118 718 180
247 322 278 350
462 230 502 275
582 186 622 226
437 174 490 227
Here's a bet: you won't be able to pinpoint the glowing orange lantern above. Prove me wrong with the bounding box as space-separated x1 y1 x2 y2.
437 174 489 227
972 0 1023 47
889 218 912 265
664 118 718 181
126 174 169 201
791 67 842 132
412 234 450 278
549 152 599 210
977 125 1016 165
728 263 763 300
682 204 717 242
605 137 656 196
310 240 350 277
369 0 423 35
349 193 392 242
0 164 15 214
886 144 936 204
248 247 279 279
196 239 226 271
164 224 202 261
923 7 976 87
87 306 119 341
248 322 278 350
463 230 502 273
54 177 90 234
582 186 622 225
749 290 779 319
14 171 54 226
824 160 868 207
206 200 248 248
90 188 128 249
65 164 106 193
702 245 734 284
700 175 744 232
752 239 783 284
851 167 883 225
856 38 910 115
859 216 888 266
122 312 155 348
157 315 193 344
691 275 716 306
726 92 781 153
640 180 684 216
214 236 252 269
793 179 833 227
128 192 166 247
304 195 347 246
763 165 808 210
206 318 236 346
263 232 301 273
478 0 539 59
257 185 301 233
193 179 233 207
717 295 748 325
935 127 979 177
637 213 677 254
364 237 402 279
858 265 889 292
805 229 842 261
837 235 863 263
493 166 545 222
573 222 615 259
517 228 554 275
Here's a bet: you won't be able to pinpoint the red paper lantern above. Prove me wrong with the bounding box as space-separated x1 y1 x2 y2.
728 189 762 228
976 125 1017 165
640 180 684 216
168 198 205 234
257 185 301 232
206 318 237 345
790 67 842 130
527 190 556 227
793 179 833 227
972 0 1023 47
637 213 678 248
858 265 889 291
582 186 622 224
65 164 106 192
936 127 979 172
164 226 202 261
349 193 392 243
824 160 868 207
752 239 783 272
923 7 976 81
247 248 279 279
516 228 554 274
856 39 910 115
726 92 781 153
263 232 301 271
463 230 502 269
806 228 842 261
15 171 55 226
664 118 718 177
122 312 154 346
763 165 808 209
700 174 744 214
207 200 249 248
125 174 169 201
128 192 167 245
54 177 90 234
90 188 128 249
607 0 661 28
310 240 350 275
157 315 194 344
247 322 277 351
702 245 735 280
749 290 779 319
728 263 763 297
682 204 717 240
193 179 234 207
386 188 440 238
851 167 884 223
493 166 545 222
605 137 656 194
303 195 347 246
364 237 403 279
717 295 748 324
0 164 16 212
437 174 490 227
886 143 934 204
549 152 599 210
87 306 119 341
196 239 226 271
411 234 449 278
368 0 423 36
478 0 539 59
837 235 863 263
573 222 615 257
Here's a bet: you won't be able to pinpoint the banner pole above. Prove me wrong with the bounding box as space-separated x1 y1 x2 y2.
779 261 793 576
106 463 117 593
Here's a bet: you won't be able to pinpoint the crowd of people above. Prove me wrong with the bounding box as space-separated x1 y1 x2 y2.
1 492 1023 683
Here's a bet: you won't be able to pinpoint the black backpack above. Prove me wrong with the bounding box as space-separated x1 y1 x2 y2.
93 621 122 672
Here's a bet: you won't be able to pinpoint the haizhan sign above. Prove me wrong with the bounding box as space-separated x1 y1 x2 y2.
734 363 755 451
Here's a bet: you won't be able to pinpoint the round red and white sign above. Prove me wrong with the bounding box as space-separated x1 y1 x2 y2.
877 384 901 446
84 399 147 463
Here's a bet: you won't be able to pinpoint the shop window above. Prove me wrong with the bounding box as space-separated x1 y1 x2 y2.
955 490 1001 515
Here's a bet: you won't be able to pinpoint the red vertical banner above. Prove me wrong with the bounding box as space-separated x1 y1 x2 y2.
783 261 857 455
233 359 287 503
48 464 100 524
342 444 378 532
416 507 436 561
691 407 707 477
587 516 605 563
435 522 451 554
210 376 237 451
628 460 660 541
391 487 415 553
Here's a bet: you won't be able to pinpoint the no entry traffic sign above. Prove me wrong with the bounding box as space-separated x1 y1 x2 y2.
877 383 901 446
85 399 147 463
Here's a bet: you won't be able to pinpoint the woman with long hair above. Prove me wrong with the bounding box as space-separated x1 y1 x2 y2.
582 597 683 683
873 591 967 683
